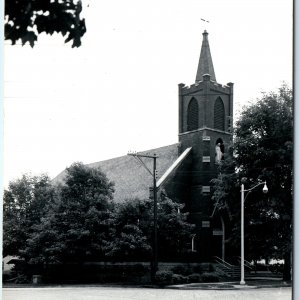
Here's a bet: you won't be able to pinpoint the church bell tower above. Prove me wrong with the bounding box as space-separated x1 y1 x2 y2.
178 30 234 260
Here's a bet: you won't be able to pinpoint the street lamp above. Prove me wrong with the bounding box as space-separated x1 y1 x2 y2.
240 180 268 285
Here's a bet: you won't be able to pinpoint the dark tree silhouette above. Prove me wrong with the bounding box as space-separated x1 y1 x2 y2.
212 84 293 280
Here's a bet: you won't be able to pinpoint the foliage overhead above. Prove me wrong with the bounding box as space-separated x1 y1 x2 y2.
5 0 86 47
212 84 293 265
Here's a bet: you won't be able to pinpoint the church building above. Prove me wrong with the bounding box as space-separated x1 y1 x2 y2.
54 30 234 262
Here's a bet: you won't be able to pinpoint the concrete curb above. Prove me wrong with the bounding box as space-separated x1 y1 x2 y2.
3 279 292 291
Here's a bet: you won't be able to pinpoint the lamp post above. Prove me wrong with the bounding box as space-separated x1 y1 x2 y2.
240 181 268 285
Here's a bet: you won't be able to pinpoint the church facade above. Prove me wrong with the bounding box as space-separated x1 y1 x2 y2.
54 31 234 262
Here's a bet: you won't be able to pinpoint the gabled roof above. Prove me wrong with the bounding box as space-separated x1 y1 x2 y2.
195 30 216 82
53 143 181 203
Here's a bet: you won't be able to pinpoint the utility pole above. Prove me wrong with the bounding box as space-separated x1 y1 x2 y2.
127 151 158 282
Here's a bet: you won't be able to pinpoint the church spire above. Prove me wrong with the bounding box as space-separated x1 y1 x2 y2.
195 30 216 82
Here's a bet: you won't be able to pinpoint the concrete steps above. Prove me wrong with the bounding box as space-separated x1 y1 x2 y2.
215 264 241 279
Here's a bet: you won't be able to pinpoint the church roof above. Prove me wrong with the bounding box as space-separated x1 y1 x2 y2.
52 143 181 203
195 30 216 82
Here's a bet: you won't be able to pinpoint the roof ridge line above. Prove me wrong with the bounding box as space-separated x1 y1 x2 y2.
156 147 192 188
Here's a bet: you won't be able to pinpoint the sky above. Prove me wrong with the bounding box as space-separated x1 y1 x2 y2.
3 0 293 188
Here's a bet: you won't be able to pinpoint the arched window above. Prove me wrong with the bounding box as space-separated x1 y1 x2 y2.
187 98 199 131
214 97 225 131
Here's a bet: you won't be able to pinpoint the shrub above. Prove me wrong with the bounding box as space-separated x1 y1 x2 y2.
269 263 284 274
131 263 148 274
155 270 173 286
255 263 269 271
209 264 215 272
188 273 201 283
201 272 220 282
192 265 203 274
171 265 192 276
15 274 30 284
172 274 187 284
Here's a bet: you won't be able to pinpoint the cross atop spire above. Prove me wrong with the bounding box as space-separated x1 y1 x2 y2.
195 30 216 83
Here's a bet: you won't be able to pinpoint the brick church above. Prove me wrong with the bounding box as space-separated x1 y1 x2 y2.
54 30 234 262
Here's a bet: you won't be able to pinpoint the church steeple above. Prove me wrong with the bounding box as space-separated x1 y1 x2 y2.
178 29 233 261
195 30 216 82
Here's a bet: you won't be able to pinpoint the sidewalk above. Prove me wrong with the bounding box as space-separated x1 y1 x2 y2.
166 277 292 290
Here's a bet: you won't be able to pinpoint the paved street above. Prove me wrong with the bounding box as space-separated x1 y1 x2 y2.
3 286 292 300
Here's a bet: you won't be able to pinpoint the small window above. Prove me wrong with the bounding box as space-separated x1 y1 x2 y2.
202 186 211 193
202 221 210 228
202 156 210 163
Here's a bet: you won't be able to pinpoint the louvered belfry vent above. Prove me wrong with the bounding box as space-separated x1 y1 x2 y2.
214 97 225 131
187 98 199 131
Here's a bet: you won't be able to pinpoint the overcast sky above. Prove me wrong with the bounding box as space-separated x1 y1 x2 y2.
3 0 293 187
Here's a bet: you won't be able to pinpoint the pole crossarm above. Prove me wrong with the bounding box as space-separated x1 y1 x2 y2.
128 152 158 176
128 151 158 159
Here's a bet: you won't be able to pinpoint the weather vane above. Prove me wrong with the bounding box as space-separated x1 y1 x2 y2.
201 18 210 31
201 18 209 23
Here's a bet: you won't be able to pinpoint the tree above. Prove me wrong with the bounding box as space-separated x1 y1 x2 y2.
212 84 293 279
3 174 55 257
104 198 152 261
156 193 195 260
23 162 115 264
5 0 86 47
105 195 195 262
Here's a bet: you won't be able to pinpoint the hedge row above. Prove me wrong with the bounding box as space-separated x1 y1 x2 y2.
155 270 220 285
